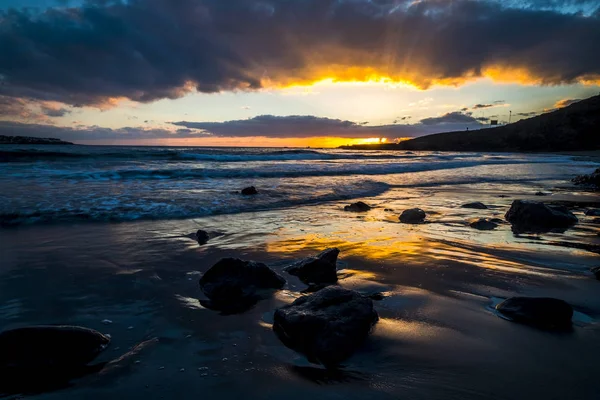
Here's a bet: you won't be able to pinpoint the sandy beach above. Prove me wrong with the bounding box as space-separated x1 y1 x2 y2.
1 153 599 399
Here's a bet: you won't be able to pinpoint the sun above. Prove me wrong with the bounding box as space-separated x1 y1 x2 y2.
356 137 388 145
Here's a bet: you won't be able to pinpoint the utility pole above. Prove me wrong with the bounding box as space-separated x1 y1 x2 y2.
509 110 512 124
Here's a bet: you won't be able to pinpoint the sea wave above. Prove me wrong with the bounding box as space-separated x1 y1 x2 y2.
10 159 559 181
0 180 390 226
0 146 496 163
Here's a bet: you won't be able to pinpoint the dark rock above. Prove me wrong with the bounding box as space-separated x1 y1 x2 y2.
399 208 426 224
505 200 578 233
273 286 378 367
585 209 600 217
573 168 600 190
344 202 371 212
461 202 488 209
384 208 394 212
469 218 499 230
241 186 258 195
591 266 600 280
490 218 505 224
196 230 209 245
286 248 339 285
0 325 110 370
498 195 510 198
496 297 573 330
535 191 550 196
199 258 285 313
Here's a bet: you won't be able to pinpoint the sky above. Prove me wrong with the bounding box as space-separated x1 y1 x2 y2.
0 0 599 147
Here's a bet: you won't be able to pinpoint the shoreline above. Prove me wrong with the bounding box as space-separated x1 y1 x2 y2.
1 178 599 399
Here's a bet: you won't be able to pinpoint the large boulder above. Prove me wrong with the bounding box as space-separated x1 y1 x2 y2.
399 208 426 224
241 186 258 195
461 202 488 209
199 258 285 313
0 326 110 370
469 218 499 231
496 297 573 330
273 287 378 367
505 200 578 233
285 248 339 285
0 326 110 394
344 202 371 212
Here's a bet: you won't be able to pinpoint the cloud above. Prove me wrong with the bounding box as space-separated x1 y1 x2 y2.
516 111 538 117
0 111 486 142
419 111 483 126
172 113 484 138
0 0 599 112
472 101 505 109
0 95 70 120
554 98 582 108
40 104 71 117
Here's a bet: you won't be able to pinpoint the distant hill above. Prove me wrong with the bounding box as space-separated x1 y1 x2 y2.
0 135 73 145
342 94 600 152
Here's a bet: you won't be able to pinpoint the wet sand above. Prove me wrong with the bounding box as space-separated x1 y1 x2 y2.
1 183 599 399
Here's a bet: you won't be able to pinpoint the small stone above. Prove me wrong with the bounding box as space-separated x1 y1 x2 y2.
344 201 371 212
196 230 210 245
180 368 185 372
241 186 258 195
469 218 499 231
399 208 426 224
461 202 488 209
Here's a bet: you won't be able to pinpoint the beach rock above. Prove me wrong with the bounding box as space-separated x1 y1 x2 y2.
399 208 426 224
461 202 488 209
199 258 285 313
573 168 600 190
273 286 378 367
585 209 600 217
535 192 550 196
591 266 600 280
496 297 573 330
286 248 340 285
196 230 209 245
505 200 578 233
241 186 258 195
469 218 499 231
0 326 110 370
344 202 371 212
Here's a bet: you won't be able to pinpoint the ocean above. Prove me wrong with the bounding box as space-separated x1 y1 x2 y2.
0 145 595 226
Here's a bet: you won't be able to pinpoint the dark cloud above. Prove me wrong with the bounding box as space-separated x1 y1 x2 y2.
0 112 486 142
554 98 582 108
516 111 538 117
173 113 484 138
419 112 483 126
0 0 599 111
40 104 71 117
0 120 209 141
